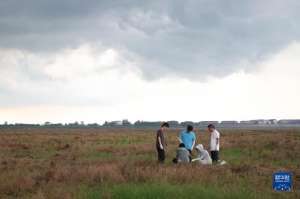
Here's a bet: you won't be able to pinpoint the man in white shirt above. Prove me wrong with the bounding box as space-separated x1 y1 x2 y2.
208 124 220 163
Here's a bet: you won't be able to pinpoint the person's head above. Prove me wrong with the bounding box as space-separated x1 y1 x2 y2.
161 122 170 130
207 124 215 133
187 125 193 132
195 144 204 151
179 143 185 148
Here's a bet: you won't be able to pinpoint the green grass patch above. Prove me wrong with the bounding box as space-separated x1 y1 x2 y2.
32 148 58 159
222 148 242 164
95 137 146 146
77 185 102 199
85 151 113 160
77 183 257 199
11 147 57 160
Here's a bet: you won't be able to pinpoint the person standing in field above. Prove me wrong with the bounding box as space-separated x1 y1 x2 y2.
179 125 196 154
156 122 169 163
208 124 220 163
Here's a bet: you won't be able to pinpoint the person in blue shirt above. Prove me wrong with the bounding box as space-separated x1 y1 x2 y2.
179 125 196 153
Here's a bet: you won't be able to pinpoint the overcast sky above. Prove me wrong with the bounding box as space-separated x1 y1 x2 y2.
0 0 300 123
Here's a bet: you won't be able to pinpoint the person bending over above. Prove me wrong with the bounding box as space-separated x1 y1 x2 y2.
173 143 190 164
194 144 212 165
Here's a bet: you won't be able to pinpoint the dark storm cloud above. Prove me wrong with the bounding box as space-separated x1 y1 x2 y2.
1 0 300 79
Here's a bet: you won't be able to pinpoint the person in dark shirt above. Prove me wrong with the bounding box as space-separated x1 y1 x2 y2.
156 122 169 163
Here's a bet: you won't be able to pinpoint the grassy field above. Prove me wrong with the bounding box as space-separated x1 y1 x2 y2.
0 128 299 199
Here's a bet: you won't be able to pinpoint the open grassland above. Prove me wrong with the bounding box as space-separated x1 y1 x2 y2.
0 128 299 199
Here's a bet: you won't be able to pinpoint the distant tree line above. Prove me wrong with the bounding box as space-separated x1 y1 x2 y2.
1 119 300 129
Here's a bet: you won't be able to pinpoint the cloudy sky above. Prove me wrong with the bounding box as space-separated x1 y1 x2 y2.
0 0 300 124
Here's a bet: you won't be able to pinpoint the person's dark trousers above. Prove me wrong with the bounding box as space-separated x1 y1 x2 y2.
211 151 219 163
157 147 165 163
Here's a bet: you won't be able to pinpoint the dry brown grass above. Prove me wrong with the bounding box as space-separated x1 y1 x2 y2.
0 127 299 198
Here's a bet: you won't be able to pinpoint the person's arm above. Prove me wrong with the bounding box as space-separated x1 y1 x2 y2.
216 132 220 146
191 133 196 150
177 137 183 143
216 138 219 146
198 149 207 160
179 132 183 143
158 137 164 150
191 139 195 151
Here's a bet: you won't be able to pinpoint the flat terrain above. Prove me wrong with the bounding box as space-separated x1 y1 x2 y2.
0 128 299 199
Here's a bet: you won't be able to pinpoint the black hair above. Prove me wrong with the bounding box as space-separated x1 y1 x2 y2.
207 124 215 129
179 143 185 148
187 125 193 132
161 122 170 128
